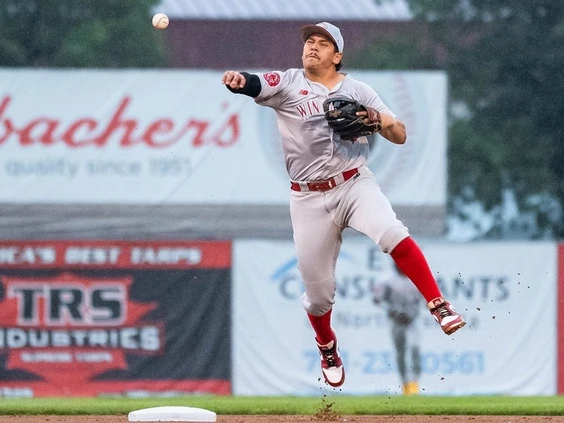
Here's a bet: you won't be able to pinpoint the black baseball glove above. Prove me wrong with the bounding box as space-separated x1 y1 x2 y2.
323 97 382 141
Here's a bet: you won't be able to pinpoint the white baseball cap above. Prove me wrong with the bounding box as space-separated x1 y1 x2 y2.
299 22 344 53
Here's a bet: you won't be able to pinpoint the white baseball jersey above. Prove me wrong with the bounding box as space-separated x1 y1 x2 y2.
253 69 395 181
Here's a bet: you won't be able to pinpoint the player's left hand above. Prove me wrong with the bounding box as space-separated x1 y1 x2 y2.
356 108 381 126
323 97 382 140
356 110 371 126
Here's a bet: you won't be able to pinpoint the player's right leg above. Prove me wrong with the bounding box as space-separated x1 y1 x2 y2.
290 190 345 387
314 329 345 388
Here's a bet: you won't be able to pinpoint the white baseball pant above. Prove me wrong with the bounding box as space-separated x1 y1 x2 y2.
290 165 410 316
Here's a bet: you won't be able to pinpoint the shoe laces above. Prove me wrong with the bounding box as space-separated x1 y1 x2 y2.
433 303 453 319
320 346 338 367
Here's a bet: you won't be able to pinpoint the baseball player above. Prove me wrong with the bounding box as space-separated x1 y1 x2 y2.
222 22 465 388
373 263 423 395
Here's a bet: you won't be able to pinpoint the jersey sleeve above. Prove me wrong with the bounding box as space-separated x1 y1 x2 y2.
357 81 397 118
253 70 291 108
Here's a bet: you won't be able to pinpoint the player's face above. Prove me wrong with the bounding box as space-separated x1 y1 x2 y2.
302 35 342 72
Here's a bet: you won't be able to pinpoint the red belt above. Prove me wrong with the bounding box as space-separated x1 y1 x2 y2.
290 168 360 192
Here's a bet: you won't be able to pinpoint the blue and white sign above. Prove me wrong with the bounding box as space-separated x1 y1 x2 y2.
232 239 557 396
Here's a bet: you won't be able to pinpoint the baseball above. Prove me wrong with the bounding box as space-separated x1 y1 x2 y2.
152 13 169 29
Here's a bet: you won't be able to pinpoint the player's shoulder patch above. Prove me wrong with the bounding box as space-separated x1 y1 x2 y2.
262 72 281 87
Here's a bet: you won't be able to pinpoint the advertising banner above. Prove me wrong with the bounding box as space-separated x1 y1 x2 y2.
0 69 445 206
0 240 231 398
232 239 556 396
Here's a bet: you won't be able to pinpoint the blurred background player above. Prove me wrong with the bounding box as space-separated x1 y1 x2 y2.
373 263 423 395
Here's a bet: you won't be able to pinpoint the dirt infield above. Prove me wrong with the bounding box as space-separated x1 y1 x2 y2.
1 416 564 423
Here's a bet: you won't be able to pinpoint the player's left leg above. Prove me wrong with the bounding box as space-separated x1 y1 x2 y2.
391 238 465 334
339 167 465 335
391 322 408 389
404 320 422 395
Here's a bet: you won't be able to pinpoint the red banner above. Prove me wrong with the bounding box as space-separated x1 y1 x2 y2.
0 240 231 269
0 240 232 397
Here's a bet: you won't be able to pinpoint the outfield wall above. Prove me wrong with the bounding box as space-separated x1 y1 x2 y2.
0 239 560 397
0 68 558 398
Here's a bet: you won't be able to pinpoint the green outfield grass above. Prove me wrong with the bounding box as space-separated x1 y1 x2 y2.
1 395 564 416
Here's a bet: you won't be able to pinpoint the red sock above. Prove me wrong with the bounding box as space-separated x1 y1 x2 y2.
307 309 335 345
390 237 442 303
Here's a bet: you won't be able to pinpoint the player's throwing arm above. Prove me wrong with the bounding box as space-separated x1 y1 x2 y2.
222 71 247 89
